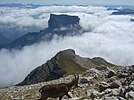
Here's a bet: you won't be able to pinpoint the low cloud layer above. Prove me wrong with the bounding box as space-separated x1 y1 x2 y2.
0 5 134 87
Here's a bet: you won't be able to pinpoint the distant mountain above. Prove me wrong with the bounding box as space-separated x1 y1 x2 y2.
17 49 118 86
112 9 134 15
5 14 83 49
130 18 134 22
0 3 42 8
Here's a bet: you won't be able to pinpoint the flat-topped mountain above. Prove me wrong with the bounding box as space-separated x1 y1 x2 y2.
48 14 80 29
5 14 83 49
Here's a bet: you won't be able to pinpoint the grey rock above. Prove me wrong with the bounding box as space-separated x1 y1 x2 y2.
103 96 119 100
99 81 110 92
104 89 112 94
110 80 121 89
124 85 134 94
125 91 134 99
90 89 105 99
118 73 129 78
130 81 134 85
82 68 100 78
118 97 126 100
111 89 120 96
119 88 125 97
95 65 109 71
131 73 134 81
107 70 116 78
80 78 89 84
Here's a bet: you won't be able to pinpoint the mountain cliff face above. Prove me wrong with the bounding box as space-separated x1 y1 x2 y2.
5 14 83 49
48 14 80 29
17 49 118 86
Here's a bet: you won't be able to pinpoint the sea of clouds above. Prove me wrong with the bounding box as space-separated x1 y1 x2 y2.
0 5 134 87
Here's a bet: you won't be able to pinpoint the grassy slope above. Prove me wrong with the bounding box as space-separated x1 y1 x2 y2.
58 53 86 75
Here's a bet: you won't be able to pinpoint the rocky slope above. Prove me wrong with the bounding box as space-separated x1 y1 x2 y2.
5 14 83 49
0 64 134 100
17 49 118 86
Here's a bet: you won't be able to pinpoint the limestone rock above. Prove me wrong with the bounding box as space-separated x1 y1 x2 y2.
80 78 89 84
107 70 116 78
110 80 121 89
125 91 134 99
99 81 110 92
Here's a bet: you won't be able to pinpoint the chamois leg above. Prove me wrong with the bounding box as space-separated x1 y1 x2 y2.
40 93 48 100
39 97 47 100
66 93 71 98
59 96 63 100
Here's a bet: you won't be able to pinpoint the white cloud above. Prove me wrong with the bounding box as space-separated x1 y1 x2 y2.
0 5 134 87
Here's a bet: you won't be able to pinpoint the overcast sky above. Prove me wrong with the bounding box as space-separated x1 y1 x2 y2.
0 0 134 6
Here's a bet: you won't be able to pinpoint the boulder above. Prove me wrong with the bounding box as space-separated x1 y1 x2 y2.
130 81 134 85
125 91 134 99
118 97 126 100
118 73 129 78
131 73 134 81
111 89 120 96
95 65 109 71
90 89 105 99
82 68 100 78
107 70 116 78
103 96 119 100
110 80 121 89
99 81 110 92
80 78 89 84
119 88 125 98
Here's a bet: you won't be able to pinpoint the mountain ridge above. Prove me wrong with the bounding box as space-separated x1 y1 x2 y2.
4 14 83 50
17 49 119 86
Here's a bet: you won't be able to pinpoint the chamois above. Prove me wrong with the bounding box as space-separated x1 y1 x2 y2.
38 74 79 100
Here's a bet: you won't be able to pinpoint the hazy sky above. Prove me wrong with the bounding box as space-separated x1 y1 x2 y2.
0 0 134 6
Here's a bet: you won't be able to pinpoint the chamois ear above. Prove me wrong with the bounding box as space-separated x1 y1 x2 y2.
73 73 77 79
76 74 79 80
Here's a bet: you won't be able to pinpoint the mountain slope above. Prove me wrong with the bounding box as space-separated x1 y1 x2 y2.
0 34 10 48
